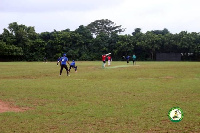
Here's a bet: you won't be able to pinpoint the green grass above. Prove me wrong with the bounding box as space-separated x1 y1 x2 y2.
0 61 199 132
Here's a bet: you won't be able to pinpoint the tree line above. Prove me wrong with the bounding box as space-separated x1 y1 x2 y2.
0 19 200 61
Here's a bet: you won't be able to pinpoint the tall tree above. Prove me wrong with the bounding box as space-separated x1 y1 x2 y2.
75 25 93 60
151 28 170 35
114 35 134 58
86 19 125 36
132 28 141 36
141 31 162 60
6 22 39 60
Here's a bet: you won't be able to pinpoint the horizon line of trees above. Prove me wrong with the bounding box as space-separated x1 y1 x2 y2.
0 19 200 61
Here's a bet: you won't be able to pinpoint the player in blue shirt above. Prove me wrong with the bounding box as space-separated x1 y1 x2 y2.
59 54 70 76
57 57 61 66
69 60 77 72
126 55 130 64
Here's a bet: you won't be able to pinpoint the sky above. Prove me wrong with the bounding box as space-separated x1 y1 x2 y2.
0 0 200 34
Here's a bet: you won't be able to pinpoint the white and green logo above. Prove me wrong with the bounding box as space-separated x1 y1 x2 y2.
168 107 183 122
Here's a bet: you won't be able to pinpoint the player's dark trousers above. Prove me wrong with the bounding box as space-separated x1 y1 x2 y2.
60 64 69 75
69 65 77 72
127 60 129 64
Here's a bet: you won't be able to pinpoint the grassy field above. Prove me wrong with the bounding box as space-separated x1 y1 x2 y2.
0 61 199 132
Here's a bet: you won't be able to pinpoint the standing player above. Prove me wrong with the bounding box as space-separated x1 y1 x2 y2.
102 54 107 68
69 60 77 72
43 57 47 63
132 54 137 65
126 55 130 64
57 57 61 66
107 55 112 66
59 53 70 76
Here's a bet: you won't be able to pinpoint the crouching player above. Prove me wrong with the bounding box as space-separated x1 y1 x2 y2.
69 60 77 72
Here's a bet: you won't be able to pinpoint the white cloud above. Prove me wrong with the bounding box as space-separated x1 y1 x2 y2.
0 0 122 12
1 0 200 34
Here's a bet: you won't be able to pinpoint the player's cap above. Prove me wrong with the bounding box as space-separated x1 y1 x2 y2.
72 60 75 62
63 53 66 56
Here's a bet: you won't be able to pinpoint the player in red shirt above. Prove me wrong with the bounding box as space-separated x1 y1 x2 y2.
102 54 107 68
102 53 111 68
107 55 112 66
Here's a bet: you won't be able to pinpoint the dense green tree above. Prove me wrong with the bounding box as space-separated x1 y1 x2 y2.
86 19 125 36
132 28 141 36
0 41 23 56
1 21 200 61
5 22 39 60
160 33 178 53
140 31 162 60
91 32 110 59
151 28 170 35
75 25 93 60
114 35 134 59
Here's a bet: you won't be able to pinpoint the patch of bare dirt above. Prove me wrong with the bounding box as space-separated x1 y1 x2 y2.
0 100 29 113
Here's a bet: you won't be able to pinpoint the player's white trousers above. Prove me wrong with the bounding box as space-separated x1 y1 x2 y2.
108 60 111 66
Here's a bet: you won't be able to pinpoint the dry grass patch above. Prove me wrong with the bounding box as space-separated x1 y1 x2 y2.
0 100 29 113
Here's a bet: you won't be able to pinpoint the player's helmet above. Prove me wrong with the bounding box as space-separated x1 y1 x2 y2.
63 53 66 56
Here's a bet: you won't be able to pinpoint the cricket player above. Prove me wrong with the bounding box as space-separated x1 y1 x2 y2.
107 55 112 66
126 55 130 64
132 54 136 65
57 57 61 66
102 54 107 68
69 60 77 72
59 53 70 76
